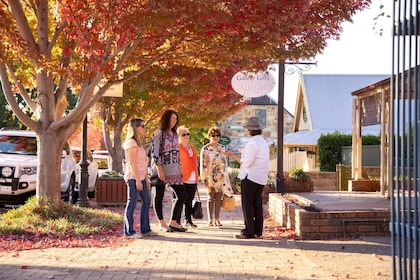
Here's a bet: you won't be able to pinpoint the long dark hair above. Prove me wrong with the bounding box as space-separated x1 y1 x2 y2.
160 109 178 133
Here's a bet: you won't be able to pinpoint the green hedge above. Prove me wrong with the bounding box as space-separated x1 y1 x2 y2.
317 131 380 172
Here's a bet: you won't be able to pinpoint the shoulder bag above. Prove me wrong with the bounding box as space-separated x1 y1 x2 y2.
192 189 203 219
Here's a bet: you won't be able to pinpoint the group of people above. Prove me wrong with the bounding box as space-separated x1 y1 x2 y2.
122 109 270 240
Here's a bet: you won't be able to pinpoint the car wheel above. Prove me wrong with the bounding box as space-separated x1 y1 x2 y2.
88 190 95 199
88 175 98 199
67 176 78 204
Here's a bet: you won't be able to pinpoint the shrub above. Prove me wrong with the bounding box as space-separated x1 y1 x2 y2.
100 170 123 178
288 167 311 182
317 132 380 172
267 171 277 188
318 131 351 172
228 167 241 193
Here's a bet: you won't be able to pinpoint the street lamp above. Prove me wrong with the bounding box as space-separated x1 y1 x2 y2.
77 115 90 207
276 61 316 193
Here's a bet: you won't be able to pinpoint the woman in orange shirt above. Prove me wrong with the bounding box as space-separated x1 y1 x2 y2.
177 125 199 227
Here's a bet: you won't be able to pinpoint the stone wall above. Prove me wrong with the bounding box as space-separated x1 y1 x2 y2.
219 103 293 144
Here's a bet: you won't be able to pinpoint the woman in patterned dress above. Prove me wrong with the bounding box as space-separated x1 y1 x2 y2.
200 127 234 227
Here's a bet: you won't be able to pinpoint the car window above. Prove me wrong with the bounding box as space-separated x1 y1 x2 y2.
94 158 109 169
0 135 37 155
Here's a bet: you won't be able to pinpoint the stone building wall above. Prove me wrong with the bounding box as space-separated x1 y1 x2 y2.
219 103 293 143
218 97 293 172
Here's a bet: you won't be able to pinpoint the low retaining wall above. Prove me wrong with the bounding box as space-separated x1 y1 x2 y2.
307 171 337 191
348 180 380 192
268 193 390 239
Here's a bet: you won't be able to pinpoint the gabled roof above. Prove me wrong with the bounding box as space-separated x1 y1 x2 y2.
285 74 389 146
248 95 294 117
248 95 277 105
298 74 389 130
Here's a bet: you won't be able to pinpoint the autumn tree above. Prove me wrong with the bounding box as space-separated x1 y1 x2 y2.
0 0 370 206
0 87 25 129
94 64 246 173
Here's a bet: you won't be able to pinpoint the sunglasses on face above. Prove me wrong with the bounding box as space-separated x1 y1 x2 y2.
138 124 145 128
210 134 221 137
181 133 190 137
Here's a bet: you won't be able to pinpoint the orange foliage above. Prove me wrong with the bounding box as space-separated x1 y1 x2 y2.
0 0 370 202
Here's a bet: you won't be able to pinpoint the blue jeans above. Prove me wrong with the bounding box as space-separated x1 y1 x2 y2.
124 179 151 236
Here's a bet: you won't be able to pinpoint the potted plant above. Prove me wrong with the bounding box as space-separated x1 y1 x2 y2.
228 167 241 194
95 171 127 206
262 171 277 204
284 168 313 192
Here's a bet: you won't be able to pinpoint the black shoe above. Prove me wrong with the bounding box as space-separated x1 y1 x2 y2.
169 225 187 232
185 221 197 228
234 233 255 239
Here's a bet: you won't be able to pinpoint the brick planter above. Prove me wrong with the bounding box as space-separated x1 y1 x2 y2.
393 180 415 188
268 193 390 239
262 186 276 204
284 180 313 192
95 178 127 206
348 180 380 192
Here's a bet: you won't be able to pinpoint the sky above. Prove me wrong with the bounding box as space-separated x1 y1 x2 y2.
269 1 392 113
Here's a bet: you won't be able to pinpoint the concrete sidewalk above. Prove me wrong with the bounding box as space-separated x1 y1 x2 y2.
0 186 392 280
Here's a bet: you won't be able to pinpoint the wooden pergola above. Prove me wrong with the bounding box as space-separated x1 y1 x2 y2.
351 77 390 196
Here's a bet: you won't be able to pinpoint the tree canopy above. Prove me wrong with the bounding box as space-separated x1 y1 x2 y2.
0 0 370 205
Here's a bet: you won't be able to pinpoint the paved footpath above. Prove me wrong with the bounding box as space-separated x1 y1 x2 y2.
0 186 392 280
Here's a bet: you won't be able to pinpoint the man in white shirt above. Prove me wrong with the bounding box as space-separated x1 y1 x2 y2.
226 117 270 239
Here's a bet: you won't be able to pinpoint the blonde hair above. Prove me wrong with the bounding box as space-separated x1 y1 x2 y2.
177 125 189 135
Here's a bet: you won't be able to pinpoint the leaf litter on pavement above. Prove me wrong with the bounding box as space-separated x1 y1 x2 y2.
0 203 297 252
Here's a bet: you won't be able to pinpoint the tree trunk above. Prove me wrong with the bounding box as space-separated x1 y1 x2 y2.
36 130 66 205
111 128 124 173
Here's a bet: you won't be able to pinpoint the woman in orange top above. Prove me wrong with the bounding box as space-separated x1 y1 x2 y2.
177 125 199 227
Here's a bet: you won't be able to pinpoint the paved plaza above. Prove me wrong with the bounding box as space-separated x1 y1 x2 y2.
0 186 393 280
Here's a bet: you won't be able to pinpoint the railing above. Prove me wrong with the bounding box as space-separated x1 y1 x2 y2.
391 1 420 279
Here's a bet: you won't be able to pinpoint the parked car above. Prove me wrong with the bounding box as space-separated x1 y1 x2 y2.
92 150 112 177
0 129 77 205
70 147 99 201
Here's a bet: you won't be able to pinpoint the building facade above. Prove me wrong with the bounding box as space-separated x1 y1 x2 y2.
219 95 294 171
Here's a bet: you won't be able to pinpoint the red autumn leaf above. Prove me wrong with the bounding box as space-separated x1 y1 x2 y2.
0 0 370 203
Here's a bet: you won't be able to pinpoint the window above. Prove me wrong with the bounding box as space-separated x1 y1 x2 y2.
255 109 267 127
0 135 37 155
302 106 307 123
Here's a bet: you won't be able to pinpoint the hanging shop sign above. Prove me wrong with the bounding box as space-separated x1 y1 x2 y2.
231 71 275 98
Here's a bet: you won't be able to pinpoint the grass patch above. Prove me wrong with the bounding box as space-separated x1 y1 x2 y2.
0 196 123 238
